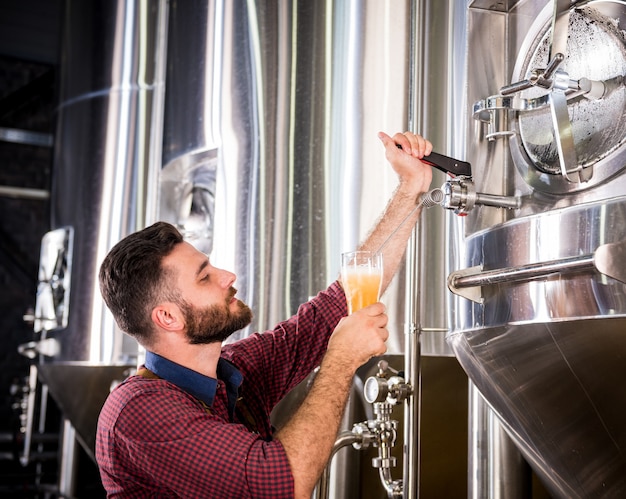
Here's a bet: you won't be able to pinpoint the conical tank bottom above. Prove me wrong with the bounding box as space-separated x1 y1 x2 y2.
448 318 626 498
37 363 134 460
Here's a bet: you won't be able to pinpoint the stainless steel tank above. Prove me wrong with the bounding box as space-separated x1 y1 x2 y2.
34 0 167 459
447 1 626 497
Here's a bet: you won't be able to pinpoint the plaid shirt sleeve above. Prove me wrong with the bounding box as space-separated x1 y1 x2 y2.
223 280 347 411
97 377 294 498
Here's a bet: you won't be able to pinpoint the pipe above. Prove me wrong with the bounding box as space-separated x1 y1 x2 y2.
403 226 421 499
58 419 78 498
19 365 38 466
473 192 520 210
402 0 425 493
0 127 53 147
0 185 49 200
373 404 403 499
469 384 530 499
450 254 595 290
314 431 362 499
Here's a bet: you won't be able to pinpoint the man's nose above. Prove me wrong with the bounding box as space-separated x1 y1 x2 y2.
218 268 236 288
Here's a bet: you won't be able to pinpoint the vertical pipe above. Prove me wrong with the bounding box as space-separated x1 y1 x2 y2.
58 419 78 498
403 231 421 499
19 365 38 466
468 383 489 499
469 383 531 499
462 9 532 493
402 0 424 496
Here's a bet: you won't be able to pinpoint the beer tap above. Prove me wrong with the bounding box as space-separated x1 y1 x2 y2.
405 150 521 214
441 177 521 215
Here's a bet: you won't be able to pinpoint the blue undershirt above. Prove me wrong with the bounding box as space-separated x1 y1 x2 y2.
144 350 243 420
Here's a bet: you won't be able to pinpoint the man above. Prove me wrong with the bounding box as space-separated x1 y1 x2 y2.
96 131 433 498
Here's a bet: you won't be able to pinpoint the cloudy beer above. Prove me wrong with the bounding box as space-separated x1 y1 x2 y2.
341 251 383 314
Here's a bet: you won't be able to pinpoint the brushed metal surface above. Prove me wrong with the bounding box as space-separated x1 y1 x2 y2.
49 0 166 364
163 0 414 354
449 318 626 498
453 2 626 497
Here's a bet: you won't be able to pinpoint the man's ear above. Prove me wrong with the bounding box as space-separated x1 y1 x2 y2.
152 303 184 332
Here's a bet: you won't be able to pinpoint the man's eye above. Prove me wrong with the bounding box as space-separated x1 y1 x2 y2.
200 274 210 282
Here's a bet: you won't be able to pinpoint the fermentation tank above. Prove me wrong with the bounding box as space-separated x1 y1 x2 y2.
446 1 626 497
31 0 167 464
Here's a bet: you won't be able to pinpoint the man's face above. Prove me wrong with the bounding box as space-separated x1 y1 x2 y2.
162 241 253 343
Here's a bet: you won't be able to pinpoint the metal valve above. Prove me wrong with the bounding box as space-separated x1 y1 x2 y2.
364 360 412 405
441 178 521 215
318 360 411 499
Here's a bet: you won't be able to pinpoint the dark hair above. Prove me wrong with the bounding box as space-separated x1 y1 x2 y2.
99 221 183 345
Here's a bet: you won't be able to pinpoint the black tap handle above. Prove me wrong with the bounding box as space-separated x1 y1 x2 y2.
422 151 472 177
397 145 472 177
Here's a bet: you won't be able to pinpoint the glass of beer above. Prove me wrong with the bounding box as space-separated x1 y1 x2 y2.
341 250 383 314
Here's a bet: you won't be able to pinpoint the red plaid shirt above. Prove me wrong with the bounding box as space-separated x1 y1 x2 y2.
96 282 346 498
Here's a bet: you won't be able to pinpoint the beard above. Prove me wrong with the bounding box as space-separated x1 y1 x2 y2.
181 288 253 344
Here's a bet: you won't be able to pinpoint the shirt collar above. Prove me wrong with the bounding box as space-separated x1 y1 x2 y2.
144 351 243 412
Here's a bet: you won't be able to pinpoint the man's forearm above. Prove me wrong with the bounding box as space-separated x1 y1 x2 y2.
274 357 355 498
359 185 422 294
355 131 433 296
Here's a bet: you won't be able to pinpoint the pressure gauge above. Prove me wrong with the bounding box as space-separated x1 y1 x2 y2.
364 376 388 404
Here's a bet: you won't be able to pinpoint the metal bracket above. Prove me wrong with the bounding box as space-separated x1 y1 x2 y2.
448 265 485 303
595 240 626 284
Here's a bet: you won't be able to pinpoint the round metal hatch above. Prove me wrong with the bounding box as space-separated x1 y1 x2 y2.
509 1 626 194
